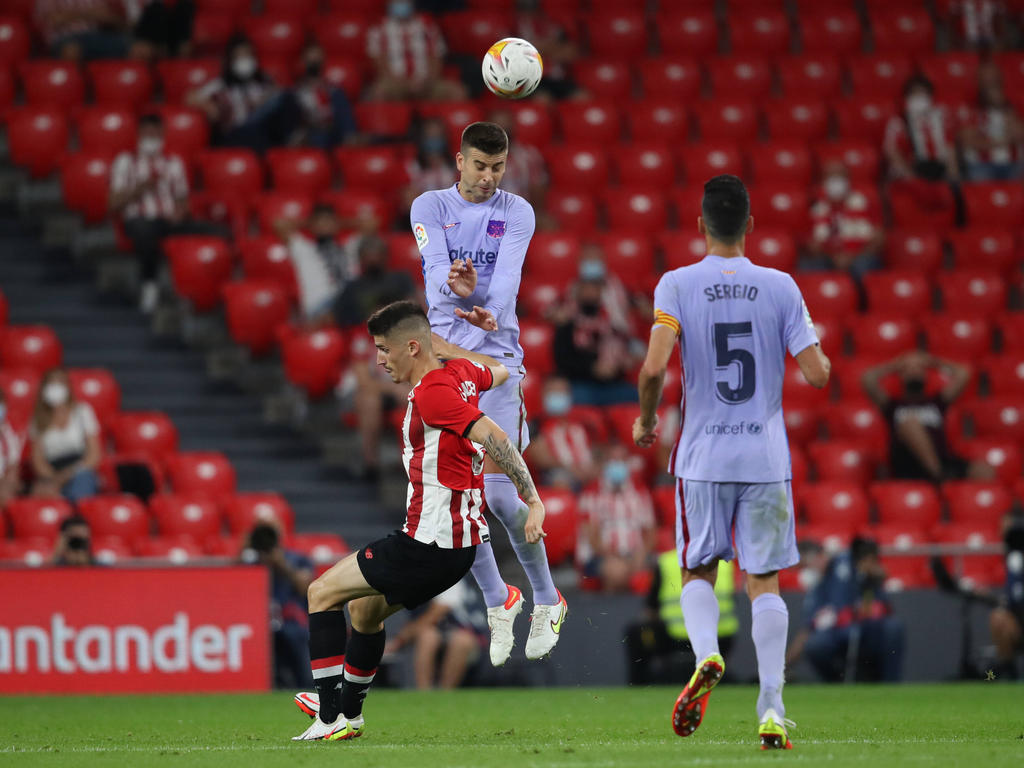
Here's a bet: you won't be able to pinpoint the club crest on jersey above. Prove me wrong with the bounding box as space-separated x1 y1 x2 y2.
486 220 506 238
459 381 477 401
413 222 429 251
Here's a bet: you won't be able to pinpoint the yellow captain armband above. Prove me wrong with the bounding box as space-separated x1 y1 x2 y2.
653 310 681 336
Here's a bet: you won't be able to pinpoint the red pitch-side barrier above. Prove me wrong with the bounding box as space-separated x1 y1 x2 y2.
0 567 270 694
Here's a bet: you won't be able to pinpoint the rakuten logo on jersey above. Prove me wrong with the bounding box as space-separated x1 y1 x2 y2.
449 247 497 265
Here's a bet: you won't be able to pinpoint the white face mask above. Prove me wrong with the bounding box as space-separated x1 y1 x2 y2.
232 56 257 80
43 382 69 407
905 92 932 116
824 175 850 201
139 137 163 156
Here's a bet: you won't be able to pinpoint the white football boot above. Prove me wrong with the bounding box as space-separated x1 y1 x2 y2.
486 584 524 666
524 591 567 660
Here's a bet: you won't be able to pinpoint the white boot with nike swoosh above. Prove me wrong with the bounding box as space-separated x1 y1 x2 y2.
524 591 567 660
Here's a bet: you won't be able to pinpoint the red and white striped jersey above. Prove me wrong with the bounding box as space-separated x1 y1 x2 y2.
402 358 494 548
109 150 189 220
577 479 656 561
537 418 594 472
958 104 1024 165
366 16 447 82
884 108 956 165
35 0 124 46
809 187 882 256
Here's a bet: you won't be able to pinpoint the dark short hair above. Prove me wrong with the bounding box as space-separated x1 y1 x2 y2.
367 300 430 338
701 175 750 245
461 122 508 156
139 113 163 128
903 73 934 97
60 515 90 534
850 536 879 564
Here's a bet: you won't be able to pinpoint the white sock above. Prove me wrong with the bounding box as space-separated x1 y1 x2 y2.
680 579 720 664
751 593 788 719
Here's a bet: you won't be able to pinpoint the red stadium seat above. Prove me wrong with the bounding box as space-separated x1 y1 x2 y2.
572 59 632 101
354 102 413 140
166 451 237 499
223 281 291 356
263 0 319 15
679 142 745 184
1001 312 1024 353
870 9 935 56
0 368 38 427
314 14 373 62
540 487 579 567
960 438 1022 486
322 57 363 101
68 368 121 427
791 445 809 493
960 397 1024 442
77 107 137 155
199 149 263 198
810 316 843 354
240 236 296 295
508 101 554 146
545 145 609 191
97 452 165 497
289 532 350 565
660 229 708 270
848 314 919 357
707 55 772 99
833 356 889 400
995 50 1024 99
612 143 675 187
847 53 914 100
520 277 563 319
936 270 1006 316
156 58 220 103
931 521 1002 550
763 99 830 142
627 98 690 142
597 232 656 293
801 482 871 528
320 190 394 229
439 11 512 56
188 191 247 243
870 481 942 527
254 191 313 234
135 536 205 562
749 142 813 186
266 148 331 195
823 402 890 459
61 152 114 225
833 97 899 144
947 229 1016 275
656 9 719 58
6 498 73 542
417 101 484 150
19 60 84 110
0 325 62 374
87 60 154 110
813 140 881 184
923 314 992 360
242 15 306 60
963 183 1024 228
796 273 858 319
546 190 598 234
785 403 821 446
224 492 295 535
604 188 668 232
0 538 53 567
155 105 210 162
0 65 13 117
518 321 555 378
191 12 237 55
695 100 759 142
335 145 407 191
746 229 797 272
784 360 831 408
943 481 1013 525
281 326 347 399
526 233 581 284
862 271 933 316
111 411 180 461
800 9 862 56
776 54 842 99
588 10 647 58
78 494 151 546
748 184 808 235
797 522 855 556
919 53 979 103
883 229 943 273
0 15 30 64
638 57 702 99
986 354 1024 397
729 8 790 57
557 100 623 144
164 236 234 312
808 440 876 484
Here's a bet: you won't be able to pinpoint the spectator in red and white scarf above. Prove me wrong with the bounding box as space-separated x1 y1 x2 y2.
958 76 1024 181
35 0 129 61
806 161 884 279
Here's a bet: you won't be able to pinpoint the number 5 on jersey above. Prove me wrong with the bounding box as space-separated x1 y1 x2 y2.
714 322 756 404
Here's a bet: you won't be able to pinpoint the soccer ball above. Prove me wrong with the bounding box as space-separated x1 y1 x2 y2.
482 38 543 99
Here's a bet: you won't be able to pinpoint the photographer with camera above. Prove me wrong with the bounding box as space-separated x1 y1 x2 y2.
52 515 95 567
241 521 315 688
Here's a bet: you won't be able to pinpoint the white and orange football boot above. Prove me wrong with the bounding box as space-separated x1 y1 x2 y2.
486 584 524 666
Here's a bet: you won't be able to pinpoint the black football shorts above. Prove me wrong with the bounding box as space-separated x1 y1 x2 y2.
357 532 476 609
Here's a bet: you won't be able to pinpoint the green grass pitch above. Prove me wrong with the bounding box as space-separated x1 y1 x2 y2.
2 684 1022 767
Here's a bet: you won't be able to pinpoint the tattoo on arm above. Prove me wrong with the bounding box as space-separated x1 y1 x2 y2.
483 433 539 505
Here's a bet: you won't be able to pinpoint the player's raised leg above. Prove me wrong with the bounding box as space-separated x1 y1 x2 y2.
471 541 524 666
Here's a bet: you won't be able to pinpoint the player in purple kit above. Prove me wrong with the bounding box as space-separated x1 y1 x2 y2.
407 122 566 665
633 176 830 750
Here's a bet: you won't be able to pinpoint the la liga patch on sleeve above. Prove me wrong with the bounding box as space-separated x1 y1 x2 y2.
413 222 429 251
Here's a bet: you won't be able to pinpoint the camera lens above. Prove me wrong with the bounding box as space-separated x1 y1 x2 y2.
67 536 89 551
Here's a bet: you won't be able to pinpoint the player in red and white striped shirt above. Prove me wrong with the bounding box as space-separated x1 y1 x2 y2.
294 301 546 742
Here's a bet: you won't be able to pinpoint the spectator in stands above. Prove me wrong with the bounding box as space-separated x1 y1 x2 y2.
527 377 598 489
110 113 223 314
402 118 456 207
488 107 548 207
384 576 488 689
989 514 1024 680
241 521 314 688
623 553 738 685
943 1 1010 51
29 369 101 503
365 1 466 101
805 161 884 280
188 36 299 152
128 0 195 62
332 236 417 328
577 446 657 592
959 75 1024 181
884 74 963 226
552 258 638 406
862 351 993 482
787 537 904 682
52 515 96 567
513 0 580 100
276 203 358 326
291 43 359 150
35 0 129 61
0 391 22 505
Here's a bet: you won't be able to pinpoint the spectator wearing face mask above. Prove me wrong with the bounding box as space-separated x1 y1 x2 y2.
0 391 23 505
526 377 598 489
577 447 657 592
861 351 993 482
402 118 456 212
291 43 359 150
110 112 225 313
805 161 884 279
332 236 418 329
187 36 299 152
30 369 102 503
958 74 1024 181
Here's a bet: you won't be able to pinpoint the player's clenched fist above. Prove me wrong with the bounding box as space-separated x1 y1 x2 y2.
632 415 658 447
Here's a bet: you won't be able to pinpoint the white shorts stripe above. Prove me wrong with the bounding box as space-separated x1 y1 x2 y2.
311 663 345 679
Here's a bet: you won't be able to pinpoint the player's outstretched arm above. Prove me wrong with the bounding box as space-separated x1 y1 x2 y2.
430 333 510 388
634 324 678 447
467 416 546 544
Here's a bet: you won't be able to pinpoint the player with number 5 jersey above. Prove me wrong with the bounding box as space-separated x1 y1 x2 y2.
633 176 830 751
